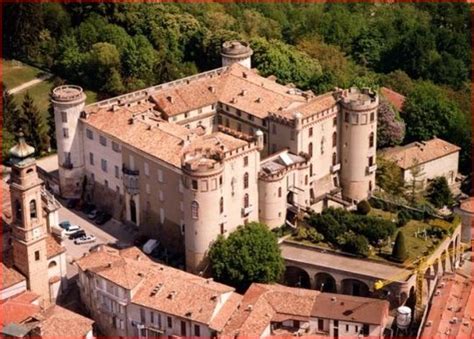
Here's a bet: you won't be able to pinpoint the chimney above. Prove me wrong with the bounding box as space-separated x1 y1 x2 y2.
208 86 216 93
243 72 248 78
240 89 247 96
167 96 174 104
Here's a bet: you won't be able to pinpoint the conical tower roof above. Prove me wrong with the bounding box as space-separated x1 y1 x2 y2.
9 131 35 160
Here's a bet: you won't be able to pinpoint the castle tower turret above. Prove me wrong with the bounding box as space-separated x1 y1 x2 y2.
9 133 50 304
52 85 87 198
339 87 378 202
181 149 225 273
221 41 253 69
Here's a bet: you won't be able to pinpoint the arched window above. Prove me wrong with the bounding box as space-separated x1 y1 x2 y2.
332 152 337 166
15 200 22 222
305 175 308 185
308 143 313 156
278 187 282 198
369 132 375 148
191 201 199 219
29 200 37 219
310 164 313 177
48 261 57 269
243 172 249 189
332 132 337 147
219 197 224 214
243 194 249 208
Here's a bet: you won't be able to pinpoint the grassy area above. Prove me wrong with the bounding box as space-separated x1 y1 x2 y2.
2 59 46 89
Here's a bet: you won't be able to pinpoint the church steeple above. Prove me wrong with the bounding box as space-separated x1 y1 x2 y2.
9 132 50 303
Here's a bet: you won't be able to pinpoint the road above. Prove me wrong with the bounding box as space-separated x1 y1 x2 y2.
57 202 136 278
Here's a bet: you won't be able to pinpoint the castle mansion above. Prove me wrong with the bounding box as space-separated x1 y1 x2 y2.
53 41 379 272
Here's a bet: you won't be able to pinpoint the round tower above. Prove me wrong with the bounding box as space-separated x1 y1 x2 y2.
51 85 87 198
339 87 378 203
182 148 225 274
221 41 253 69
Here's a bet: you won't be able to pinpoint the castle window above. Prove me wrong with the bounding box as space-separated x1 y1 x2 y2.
101 159 107 172
272 124 276 134
244 156 248 167
99 135 107 146
225 119 230 128
321 137 325 154
86 129 94 140
308 142 313 156
243 194 249 208
369 132 375 148
344 112 350 123
219 176 223 186
220 197 224 214
192 180 198 190
89 153 94 166
112 141 121 153
351 113 359 124
368 156 374 166
248 114 254 121
305 175 308 185
332 132 337 147
184 112 189 118
332 152 337 166
243 173 249 189
29 200 37 219
61 112 68 123
278 187 282 198
310 164 313 177
15 200 22 222
333 116 337 126
309 127 313 137
63 128 69 138
370 112 375 122
115 165 119 179
35 251 40 261
290 130 295 141
220 223 225 235
191 201 199 219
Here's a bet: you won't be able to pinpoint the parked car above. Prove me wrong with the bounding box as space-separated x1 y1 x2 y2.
95 211 112 225
59 221 72 230
87 209 98 220
66 198 79 209
74 234 96 245
69 229 86 240
64 225 81 235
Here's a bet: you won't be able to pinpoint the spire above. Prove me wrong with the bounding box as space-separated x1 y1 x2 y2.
9 130 35 162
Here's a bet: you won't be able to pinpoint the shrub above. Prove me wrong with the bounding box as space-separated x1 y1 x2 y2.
369 198 383 209
397 210 410 227
294 227 309 241
307 228 324 244
392 232 408 263
342 233 370 257
357 200 371 215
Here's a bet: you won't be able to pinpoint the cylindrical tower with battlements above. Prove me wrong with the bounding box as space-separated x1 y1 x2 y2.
52 85 87 198
221 41 253 69
182 149 225 274
339 87 378 203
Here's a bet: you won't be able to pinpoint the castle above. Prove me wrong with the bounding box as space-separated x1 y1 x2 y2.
53 41 378 272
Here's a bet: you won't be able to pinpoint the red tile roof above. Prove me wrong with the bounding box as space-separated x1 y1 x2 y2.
36 305 94 337
0 291 41 327
1 262 26 290
380 87 406 112
46 235 66 259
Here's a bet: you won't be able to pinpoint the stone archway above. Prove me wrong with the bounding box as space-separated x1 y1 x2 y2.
341 278 370 297
315 272 337 293
284 266 311 289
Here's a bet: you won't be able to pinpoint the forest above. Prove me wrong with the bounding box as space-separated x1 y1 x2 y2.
2 2 471 175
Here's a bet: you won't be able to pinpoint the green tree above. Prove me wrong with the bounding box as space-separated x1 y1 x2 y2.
406 159 426 204
208 222 284 291
2 86 21 161
426 177 454 208
341 233 369 257
376 157 405 196
21 92 49 154
392 231 408 263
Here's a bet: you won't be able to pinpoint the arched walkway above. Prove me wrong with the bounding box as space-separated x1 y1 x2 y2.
314 272 337 292
341 278 370 297
284 266 311 289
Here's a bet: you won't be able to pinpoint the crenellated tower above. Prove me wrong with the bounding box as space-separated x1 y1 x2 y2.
338 87 378 202
52 85 87 198
9 133 50 304
221 41 253 69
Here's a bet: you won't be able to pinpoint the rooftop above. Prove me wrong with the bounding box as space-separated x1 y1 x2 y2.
0 291 40 328
35 305 94 337
45 235 66 259
380 87 406 112
380 137 461 170
1 262 26 290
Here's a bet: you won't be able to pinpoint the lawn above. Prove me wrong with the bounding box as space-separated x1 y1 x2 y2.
2 59 46 89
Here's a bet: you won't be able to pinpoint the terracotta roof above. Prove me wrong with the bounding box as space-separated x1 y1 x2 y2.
46 235 65 259
380 87 406 111
460 197 474 213
381 138 461 170
36 305 94 337
222 283 320 337
209 292 243 331
420 273 473 338
311 293 389 325
277 92 337 119
0 291 41 327
1 262 26 290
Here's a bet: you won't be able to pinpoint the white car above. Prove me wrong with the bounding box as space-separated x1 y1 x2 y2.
64 225 81 235
74 235 96 245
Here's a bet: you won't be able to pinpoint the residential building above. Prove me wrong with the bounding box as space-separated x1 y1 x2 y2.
53 40 379 273
74 244 391 338
380 137 461 189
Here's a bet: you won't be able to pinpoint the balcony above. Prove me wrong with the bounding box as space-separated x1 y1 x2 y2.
331 163 341 173
366 164 377 174
242 205 253 216
122 165 139 195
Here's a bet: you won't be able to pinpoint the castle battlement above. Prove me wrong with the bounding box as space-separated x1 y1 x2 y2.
340 87 378 111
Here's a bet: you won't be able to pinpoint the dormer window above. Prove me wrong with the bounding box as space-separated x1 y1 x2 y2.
167 96 174 104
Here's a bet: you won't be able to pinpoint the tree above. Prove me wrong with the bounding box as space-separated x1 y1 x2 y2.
376 157 405 196
377 98 405 148
392 231 408 263
406 159 426 204
356 200 371 215
341 233 369 257
21 92 49 154
208 222 284 291
426 177 454 208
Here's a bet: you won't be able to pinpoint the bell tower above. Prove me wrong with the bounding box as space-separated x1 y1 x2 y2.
9 132 50 303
